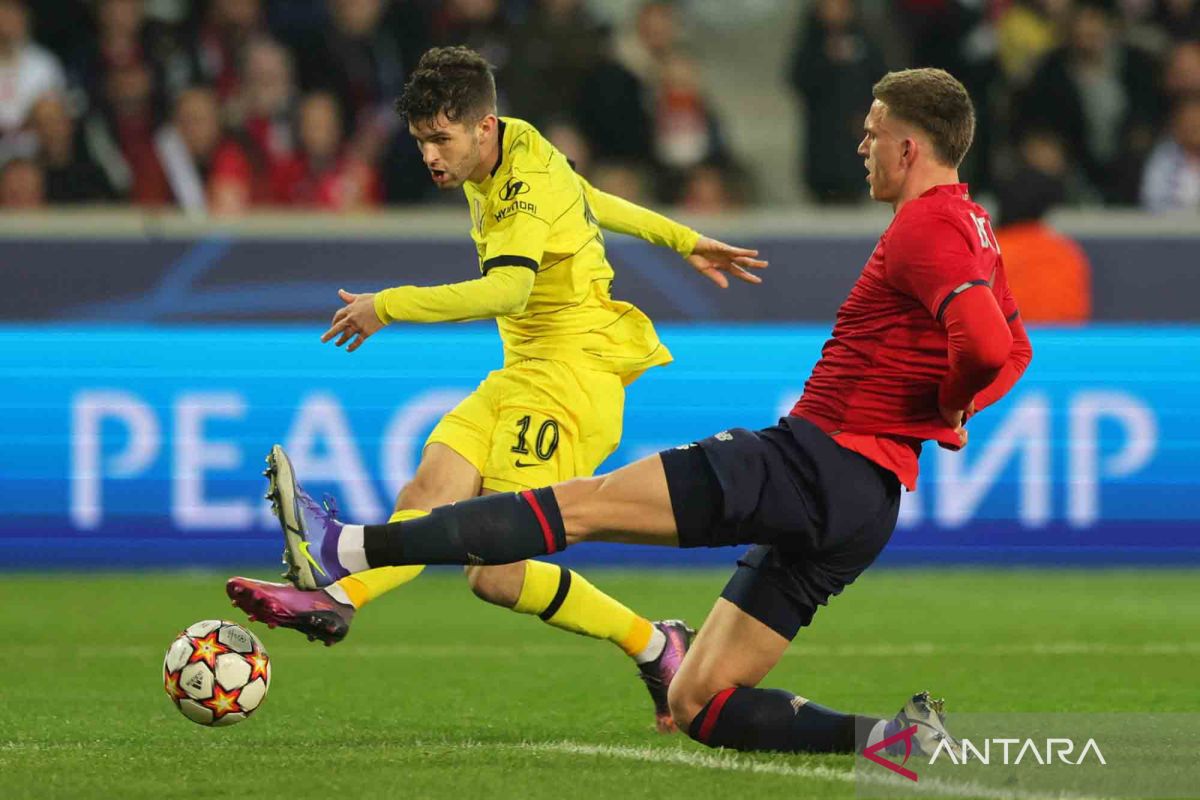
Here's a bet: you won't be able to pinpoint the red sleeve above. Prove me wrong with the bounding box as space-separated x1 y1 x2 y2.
973 316 1032 413
939 286 1013 411
992 258 1020 322
885 212 989 321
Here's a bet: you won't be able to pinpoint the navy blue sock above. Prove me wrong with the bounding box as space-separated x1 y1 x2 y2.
687 687 879 753
363 487 566 567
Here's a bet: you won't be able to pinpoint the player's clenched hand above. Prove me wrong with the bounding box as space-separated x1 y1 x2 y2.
938 401 975 448
321 288 384 353
686 236 768 288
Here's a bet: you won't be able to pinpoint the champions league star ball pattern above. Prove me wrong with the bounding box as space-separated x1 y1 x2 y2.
163 620 271 727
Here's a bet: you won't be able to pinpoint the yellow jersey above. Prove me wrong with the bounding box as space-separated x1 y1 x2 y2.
377 117 699 383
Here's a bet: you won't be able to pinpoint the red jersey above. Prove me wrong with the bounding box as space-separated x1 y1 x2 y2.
791 184 1019 489
271 154 381 211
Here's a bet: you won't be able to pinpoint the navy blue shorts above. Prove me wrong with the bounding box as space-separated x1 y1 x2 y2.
659 416 901 640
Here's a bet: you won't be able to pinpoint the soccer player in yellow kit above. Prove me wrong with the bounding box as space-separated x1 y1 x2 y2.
227 46 765 732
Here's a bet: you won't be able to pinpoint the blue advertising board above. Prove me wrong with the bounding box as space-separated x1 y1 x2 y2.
0 325 1196 569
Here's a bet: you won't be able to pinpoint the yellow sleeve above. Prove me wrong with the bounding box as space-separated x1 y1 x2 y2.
481 175 552 271
580 176 700 257
373 266 535 324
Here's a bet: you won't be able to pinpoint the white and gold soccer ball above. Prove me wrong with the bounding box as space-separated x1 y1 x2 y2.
163 620 271 727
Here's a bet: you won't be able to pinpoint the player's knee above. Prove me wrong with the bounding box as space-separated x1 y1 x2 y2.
463 564 520 607
667 676 710 735
555 477 606 545
394 475 442 513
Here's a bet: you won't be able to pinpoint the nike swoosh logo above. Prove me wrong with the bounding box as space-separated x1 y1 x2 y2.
298 540 327 577
514 460 538 468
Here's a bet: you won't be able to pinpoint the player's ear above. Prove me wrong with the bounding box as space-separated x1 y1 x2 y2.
477 113 497 142
901 137 917 168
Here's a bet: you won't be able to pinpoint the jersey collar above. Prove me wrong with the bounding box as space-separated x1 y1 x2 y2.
491 119 507 177
468 119 507 194
920 183 971 200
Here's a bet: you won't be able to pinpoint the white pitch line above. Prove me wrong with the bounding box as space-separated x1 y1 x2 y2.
469 740 1108 800
0 739 1108 799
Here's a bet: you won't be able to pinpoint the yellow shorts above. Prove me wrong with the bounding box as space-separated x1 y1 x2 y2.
426 359 625 493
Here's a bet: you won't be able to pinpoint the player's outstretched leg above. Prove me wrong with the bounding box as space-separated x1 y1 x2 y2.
251 443 695 728
253 456 671 580
322 452 683 573
667 598 960 755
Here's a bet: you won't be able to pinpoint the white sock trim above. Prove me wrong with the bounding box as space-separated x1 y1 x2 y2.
866 719 889 748
633 625 667 664
324 583 353 607
337 524 369 573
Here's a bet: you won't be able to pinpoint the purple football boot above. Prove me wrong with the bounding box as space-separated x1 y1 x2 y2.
638 619 695 734
226 577 355 645
262 444 350 590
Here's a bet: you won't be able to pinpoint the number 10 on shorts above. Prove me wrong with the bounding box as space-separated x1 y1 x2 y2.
511 414 560 462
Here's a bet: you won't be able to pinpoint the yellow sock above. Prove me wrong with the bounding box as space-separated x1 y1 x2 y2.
513 560 654 657
333 509 427 609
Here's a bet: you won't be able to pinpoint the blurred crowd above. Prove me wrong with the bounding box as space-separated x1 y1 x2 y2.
0 0 1197 218
793 0 1200 213
0 0 743 214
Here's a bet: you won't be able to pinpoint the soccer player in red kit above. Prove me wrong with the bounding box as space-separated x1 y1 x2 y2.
262 68 1032 754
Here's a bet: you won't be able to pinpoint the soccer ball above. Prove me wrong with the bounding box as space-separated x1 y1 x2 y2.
163 620 271 727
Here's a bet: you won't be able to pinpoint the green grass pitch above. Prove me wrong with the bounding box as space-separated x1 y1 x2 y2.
2 568 1196 799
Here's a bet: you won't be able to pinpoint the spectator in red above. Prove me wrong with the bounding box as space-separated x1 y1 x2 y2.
226 37 298 201
297 0 408 167
653 52 729 200
0 0 66 138
995 131 1093 323
96 61 169 205
154 86 254 215
272 91 380 212
655 52 717 166
30 94 118 203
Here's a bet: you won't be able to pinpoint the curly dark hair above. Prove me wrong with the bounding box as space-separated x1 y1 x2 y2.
395 46 497 125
